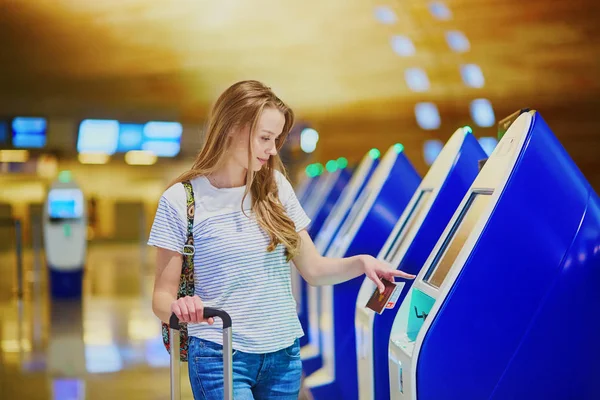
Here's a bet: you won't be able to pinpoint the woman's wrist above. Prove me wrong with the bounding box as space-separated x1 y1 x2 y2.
356 254 372 274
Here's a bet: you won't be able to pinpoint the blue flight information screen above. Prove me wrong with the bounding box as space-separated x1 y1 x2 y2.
12 117 47 148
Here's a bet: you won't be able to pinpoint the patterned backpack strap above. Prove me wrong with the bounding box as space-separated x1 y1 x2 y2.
161 180 196 362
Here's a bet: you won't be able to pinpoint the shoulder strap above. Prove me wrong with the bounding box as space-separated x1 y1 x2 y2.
182 181 195 256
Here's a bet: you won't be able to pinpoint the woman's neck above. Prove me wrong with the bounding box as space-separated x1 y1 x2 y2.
207 161 247 189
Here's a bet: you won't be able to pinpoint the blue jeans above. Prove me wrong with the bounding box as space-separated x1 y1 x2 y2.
188 336 302 400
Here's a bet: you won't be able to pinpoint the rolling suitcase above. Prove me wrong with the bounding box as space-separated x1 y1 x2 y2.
169 308 233 400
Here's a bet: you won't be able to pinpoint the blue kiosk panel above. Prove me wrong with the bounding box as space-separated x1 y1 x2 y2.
355 128 486 400
302 152 379 376
299 167 351 347
307 144 421 400
391 111 600 400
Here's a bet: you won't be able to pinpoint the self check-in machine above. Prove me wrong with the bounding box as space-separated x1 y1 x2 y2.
355 127 486 400
302 150 380 376
299 164 352 347
303 171 336 220
44 175 87 299
305 144 421 400
388 110 600 400
292 171 324 311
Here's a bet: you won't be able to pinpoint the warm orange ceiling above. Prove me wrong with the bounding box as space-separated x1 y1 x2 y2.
1 0 599 123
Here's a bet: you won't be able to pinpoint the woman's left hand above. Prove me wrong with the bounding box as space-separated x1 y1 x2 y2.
361 255 416 293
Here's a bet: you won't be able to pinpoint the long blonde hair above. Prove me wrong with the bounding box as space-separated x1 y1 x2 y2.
170 80 300 260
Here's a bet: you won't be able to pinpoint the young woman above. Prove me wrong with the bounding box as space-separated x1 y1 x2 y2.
149 80 415 400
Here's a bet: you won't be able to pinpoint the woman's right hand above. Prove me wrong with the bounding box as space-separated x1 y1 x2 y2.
171 295 215 325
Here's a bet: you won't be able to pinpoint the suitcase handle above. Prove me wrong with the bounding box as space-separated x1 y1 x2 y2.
169 308 234 400
169 307 232 329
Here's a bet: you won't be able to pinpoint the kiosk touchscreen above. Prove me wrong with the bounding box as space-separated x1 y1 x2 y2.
302 150 380 375
388 110 600 400
299 165 352 347
43 177 87 298
305 144 421 400
355 127 486 400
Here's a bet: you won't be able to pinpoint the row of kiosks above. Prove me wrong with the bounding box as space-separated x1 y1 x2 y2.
356 126 486 400
302 150 380 375
388 110 600 400
295 165 352 347
305 144 421 400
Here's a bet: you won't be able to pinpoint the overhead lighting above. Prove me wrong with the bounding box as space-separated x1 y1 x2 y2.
391 35 415 57
428 1 452 20
423 140 444 166
415 102 441 130
300 128 319 153
78 152 110 165
0 149 29 163
460 64 485 88
445 30 470 53
125 150 157 166
470 99 496 127
374 6 397 24
405 68 430 92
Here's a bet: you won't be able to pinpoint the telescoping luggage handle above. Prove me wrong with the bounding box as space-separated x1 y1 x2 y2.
169 308 233 400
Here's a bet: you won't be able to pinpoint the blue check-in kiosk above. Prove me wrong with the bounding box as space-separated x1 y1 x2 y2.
294 174 313 203
303 171 336 220
302 150 380 375
355 127 485 399
305 144 421 400
388 110 600 400
299 165 352 347
44 176 87 299
292 173 321 308
292 171 325 310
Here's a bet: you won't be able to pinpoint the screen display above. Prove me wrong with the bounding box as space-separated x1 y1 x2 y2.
141 121 182 157
77 119 120 155
12 117 47 148
424 193 491 288
384 190 432 262
117 123 144 152
47 189 84 219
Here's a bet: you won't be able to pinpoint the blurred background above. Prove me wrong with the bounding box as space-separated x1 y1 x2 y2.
1 0 599 398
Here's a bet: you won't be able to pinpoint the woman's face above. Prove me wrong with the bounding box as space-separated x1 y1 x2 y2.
229 107 285 172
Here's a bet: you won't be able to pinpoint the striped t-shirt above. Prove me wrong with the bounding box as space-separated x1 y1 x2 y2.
148 170 311 353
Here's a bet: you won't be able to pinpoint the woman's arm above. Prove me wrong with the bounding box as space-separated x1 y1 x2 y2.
292 230 415 293
152 248 214 325
152 248 184 323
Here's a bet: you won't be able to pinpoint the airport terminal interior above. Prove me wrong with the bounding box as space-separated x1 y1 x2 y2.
1 1 600 399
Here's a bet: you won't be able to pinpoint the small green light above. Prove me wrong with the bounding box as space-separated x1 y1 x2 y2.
58 170 72 183
369 148 381 159
63 224 71 238
326 160 338 173
305 164 316 178
336 157 348 169
464 125 473 134
393 143 404 154
315 163 325 176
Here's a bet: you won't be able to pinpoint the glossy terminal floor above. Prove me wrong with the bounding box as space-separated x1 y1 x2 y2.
0 243 197 399
0 242 315 399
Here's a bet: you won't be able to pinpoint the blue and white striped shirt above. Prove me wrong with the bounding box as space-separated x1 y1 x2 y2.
148 170 311 353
